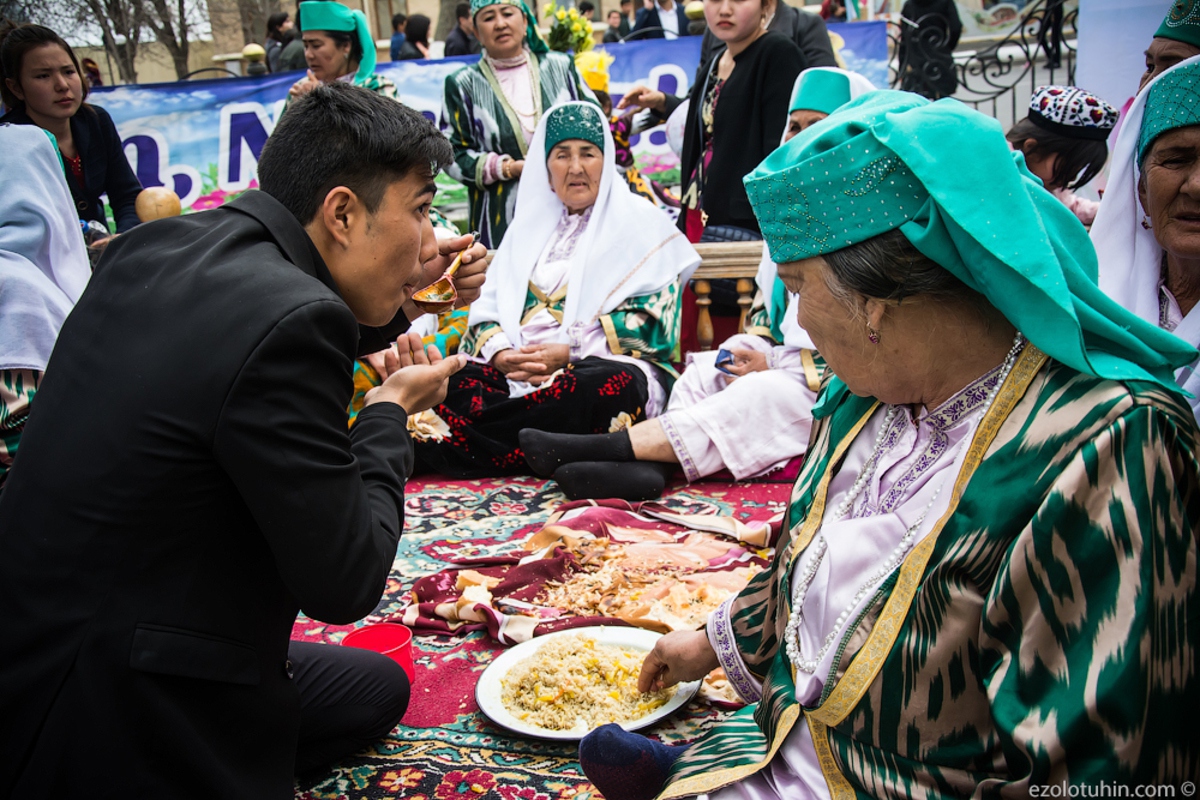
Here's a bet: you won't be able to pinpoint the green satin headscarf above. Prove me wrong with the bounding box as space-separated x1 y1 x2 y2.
298 1 376 86
470 0 549 54
744 90 1197 396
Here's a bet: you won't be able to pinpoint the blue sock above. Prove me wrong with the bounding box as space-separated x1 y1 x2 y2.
579 723 688 800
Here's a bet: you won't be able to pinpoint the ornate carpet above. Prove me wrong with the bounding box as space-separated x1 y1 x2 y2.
293 475 790 800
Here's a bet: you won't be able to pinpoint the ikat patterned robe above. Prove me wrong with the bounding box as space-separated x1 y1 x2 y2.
440 52 596 248
663 346 1200 798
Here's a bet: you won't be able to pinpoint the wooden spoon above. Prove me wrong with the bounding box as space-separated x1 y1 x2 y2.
411 231 479 314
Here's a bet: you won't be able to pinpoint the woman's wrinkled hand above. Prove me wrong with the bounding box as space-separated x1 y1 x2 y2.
721 347 770 381
638 629 720 693
491 343 569 383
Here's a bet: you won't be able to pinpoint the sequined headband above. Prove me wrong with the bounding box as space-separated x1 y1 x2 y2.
744 134 928 265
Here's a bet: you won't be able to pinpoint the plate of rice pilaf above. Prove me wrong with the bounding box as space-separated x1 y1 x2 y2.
475 627 702 740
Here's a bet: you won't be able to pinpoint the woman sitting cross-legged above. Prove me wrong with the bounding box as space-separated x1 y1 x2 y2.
520 67 875 501
410 101 700 478
577 91 1200 799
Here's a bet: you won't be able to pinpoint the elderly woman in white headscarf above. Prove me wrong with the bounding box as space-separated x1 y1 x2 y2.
1093 54 1200 423
520 68 874 500
0 123 90 485
412 101 699 478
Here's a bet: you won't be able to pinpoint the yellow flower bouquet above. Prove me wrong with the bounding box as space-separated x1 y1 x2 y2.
543 2 593 53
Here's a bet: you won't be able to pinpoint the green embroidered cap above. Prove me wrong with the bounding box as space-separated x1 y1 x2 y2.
744 89 1198 396
744 135 927 264
543 103 606 157
470 0 549 53
297 1 376 85
1156 0 1200 50
1138 59 1200 165
790 69 853 115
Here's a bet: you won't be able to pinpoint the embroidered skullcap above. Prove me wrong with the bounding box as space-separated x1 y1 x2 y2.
1027 85 1118 141
1138 59 1200 164
1156 0 1200 50
744 90 1196 395
544 102 606 157
297 1 376 85
790 69 852 115
469 0 549 53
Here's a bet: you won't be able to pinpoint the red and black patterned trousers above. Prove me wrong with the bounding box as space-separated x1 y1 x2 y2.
412 357 650 478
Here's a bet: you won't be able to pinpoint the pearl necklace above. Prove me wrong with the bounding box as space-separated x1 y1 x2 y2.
783 333 1026 675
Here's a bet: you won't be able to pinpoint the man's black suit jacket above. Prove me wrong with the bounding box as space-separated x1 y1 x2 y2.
0 191 413 798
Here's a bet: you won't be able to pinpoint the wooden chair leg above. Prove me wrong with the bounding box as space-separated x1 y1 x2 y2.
736 278 754 334
694 279 714 351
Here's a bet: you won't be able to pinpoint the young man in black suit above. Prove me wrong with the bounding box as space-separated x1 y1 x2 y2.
0 83 487 799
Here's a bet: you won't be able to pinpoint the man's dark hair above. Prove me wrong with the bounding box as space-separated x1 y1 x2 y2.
455 2 471 20
259 83 453 225
620 0 631 7
392 12 406 30
579 1 595 12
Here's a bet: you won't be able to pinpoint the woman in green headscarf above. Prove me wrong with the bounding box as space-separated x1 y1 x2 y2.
440 0 597 248
576 91 1200 799
287 0 398 102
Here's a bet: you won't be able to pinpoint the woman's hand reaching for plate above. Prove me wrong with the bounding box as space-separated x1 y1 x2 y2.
638 629 720 693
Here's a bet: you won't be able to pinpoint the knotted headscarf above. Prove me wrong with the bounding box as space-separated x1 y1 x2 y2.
469 0 549 54
744 90 1197 395
298 1 376 85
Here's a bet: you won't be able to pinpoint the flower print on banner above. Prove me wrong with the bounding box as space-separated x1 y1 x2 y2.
434 769 496 799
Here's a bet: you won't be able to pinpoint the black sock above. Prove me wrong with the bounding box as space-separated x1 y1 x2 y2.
551 460 674 501
579 723 687 800
519 428 636 478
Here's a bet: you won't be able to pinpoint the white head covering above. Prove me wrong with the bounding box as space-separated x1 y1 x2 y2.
757 69 877 351
469 101 700 344
0 124 91 372
1093 55 1200 328
1092 54 1200 414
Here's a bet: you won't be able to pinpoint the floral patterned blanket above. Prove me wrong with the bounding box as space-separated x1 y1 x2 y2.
292 475 789 800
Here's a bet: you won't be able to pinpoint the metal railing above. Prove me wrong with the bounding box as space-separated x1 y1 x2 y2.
890 0 1077 127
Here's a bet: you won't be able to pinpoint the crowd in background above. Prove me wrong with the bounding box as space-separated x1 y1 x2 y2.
2 0 1200 797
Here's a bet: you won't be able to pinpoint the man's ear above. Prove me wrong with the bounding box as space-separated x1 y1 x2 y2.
318 186 361 249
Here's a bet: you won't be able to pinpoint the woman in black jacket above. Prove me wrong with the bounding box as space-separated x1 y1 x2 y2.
0 22 142 235
617 0 803 242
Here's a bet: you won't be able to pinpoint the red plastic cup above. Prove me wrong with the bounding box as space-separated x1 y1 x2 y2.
342 623 415 684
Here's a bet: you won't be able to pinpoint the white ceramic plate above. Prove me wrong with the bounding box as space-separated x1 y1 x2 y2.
475 626 702 741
